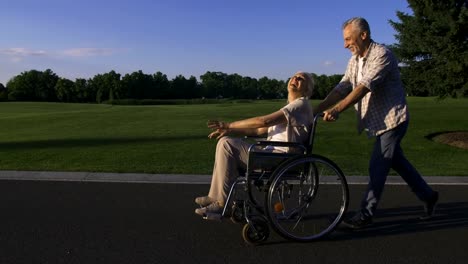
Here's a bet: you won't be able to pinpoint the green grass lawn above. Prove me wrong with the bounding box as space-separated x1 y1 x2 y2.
0 98 467 176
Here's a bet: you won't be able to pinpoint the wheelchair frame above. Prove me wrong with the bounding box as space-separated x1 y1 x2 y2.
205 114 349 245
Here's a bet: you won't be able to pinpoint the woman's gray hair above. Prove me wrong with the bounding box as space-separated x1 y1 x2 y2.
342 17 371 38
297 71 314 98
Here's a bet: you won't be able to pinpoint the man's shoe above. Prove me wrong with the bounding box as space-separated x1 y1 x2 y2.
195 201 223 217
419 191 439 220
195 196 215 207
341 212 373 230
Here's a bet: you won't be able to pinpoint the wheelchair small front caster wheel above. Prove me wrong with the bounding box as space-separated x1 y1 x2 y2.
241 219 269 245
231 200 246 224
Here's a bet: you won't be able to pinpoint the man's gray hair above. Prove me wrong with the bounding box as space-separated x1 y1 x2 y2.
342 17 371 38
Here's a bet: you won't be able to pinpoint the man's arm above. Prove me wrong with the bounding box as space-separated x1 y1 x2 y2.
323 84 369 121
314 89 344 114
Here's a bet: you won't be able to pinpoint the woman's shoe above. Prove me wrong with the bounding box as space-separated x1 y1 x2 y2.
195 196 215 207
195 201 223 216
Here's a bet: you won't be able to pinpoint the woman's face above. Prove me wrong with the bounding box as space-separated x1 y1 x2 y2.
288 72 309 95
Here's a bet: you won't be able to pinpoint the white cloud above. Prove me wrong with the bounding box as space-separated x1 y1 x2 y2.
0 47 122 62
61 48 117 57
323 60 334 67
0 48 47 57
0 48 47 63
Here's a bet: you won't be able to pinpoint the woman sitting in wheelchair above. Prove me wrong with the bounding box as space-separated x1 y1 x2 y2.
195 71 314 217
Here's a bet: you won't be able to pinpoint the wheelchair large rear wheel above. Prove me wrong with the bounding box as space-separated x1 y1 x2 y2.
265 154 348 242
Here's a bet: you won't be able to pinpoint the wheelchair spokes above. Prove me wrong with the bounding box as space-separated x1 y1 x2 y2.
266 155 349 242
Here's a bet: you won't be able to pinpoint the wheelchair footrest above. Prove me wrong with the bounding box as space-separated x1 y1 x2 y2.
203 212 222 221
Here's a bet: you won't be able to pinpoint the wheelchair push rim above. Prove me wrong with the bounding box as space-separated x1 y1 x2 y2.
265 154 349 242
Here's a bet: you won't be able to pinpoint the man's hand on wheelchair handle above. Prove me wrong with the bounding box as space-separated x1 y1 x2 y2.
323 108 340 122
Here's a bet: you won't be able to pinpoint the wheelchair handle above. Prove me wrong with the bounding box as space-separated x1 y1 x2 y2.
307 113 325 154
312 113 324 126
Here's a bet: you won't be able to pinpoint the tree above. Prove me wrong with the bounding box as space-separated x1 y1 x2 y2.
309 74 343 99
6 69 58 101
55 78 75 102
311 74 328 99
90 70 121 103
257 77 285 99
200 71 228 98
4 69 349 101
153 71 170 99
241 76 258 99
389 0 468 97
169 75 200 99
0 83 7 101
186 76 201 99
171 75 188 99
226 74 243 99
73 78 91 103
37 69 59 101
121 70 155 99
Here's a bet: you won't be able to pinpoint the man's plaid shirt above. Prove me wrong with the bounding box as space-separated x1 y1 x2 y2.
333 41 408 136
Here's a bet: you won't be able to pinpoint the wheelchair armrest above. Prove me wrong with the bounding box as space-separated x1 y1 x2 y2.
249 140 307 154
244 135 266 139
243 135 268 143
245 141 306 175
255 141 304 147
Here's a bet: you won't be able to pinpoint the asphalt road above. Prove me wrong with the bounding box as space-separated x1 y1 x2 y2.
0 180 467 264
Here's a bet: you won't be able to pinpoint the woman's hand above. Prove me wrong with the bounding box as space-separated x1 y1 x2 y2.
207 120 230 139
208 128 229 140
207 120 230 129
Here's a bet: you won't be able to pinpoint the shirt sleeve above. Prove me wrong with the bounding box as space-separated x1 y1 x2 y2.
281 98 314 126
359 47 394 92
281 98 307 125
281 99 297 124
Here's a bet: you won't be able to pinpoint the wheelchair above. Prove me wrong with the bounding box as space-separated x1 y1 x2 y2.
204 114 349 245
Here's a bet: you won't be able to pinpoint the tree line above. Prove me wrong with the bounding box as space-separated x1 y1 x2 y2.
0 69 344 103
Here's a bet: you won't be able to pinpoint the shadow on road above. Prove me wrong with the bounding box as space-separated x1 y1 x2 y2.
331 201 468 241
0 135 203 150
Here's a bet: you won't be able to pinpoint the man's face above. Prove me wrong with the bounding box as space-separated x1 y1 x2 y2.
343 24 367 57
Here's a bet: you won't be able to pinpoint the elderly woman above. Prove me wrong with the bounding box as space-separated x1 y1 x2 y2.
195 71 315 217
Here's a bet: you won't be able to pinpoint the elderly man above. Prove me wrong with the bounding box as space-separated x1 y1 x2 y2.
315 17 438 229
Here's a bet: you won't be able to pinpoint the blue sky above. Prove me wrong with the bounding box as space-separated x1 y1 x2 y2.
0 0 412 85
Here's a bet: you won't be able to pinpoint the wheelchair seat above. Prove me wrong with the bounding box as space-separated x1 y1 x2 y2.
244 129 312 179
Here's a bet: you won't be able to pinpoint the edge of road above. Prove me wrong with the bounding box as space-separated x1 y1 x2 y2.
0 170 467 185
